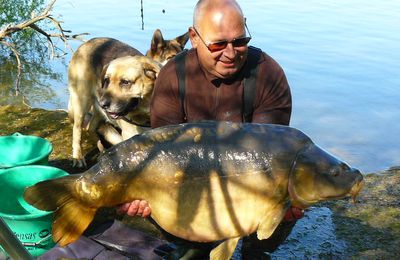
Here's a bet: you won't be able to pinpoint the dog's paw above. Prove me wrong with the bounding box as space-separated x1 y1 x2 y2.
72 158 87 168
97 140 106 152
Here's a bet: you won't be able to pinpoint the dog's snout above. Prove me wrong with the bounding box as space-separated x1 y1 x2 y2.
100 98 111 109
129 98 140 109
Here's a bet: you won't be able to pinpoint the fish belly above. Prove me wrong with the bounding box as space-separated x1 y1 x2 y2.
135 169 281 242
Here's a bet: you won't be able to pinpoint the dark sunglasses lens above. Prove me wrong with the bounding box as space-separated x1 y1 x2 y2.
232 37 251 47
208 37 251 52
208 41 228 52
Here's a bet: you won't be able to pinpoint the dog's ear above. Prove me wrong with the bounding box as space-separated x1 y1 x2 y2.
143 59 162 80
175 31 190 49
149 29 165 53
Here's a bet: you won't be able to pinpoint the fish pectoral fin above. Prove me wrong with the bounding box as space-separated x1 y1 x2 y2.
257 204 288 240
53 199 97 246
209 237 240 260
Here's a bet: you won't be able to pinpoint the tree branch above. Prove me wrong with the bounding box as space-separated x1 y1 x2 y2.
0 0 88 93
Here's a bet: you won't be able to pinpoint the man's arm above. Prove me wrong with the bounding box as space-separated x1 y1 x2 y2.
249 53 302 226
150 60 185 128
251 52 292 125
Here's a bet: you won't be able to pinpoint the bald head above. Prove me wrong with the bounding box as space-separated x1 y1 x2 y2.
193 0 244 28
189 0 249 79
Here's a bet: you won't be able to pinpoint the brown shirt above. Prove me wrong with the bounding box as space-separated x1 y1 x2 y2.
150 48 292 128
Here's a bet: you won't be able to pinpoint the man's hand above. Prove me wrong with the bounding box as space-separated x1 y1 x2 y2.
283 206 304 222
116 200 151 218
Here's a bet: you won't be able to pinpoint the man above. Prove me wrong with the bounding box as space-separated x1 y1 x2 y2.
119 0 302 258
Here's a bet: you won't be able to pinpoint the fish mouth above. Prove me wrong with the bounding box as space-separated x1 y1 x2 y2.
288 178 366 209
349 179 365 203
321 178 365 204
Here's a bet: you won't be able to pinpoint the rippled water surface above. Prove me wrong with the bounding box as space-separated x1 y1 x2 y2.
4 0 400 173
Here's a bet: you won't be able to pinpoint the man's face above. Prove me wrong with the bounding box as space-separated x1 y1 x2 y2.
190 10 249 79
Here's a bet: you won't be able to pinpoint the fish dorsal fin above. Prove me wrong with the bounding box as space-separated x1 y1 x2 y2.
257 203 288 240
209 237 240 260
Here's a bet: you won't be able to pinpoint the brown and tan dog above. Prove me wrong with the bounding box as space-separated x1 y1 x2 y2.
68 29 189 167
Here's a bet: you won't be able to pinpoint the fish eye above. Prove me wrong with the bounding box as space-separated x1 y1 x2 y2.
330 167 340 177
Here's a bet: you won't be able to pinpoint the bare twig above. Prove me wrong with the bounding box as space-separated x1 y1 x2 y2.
0 0 57 39
0 0 87 92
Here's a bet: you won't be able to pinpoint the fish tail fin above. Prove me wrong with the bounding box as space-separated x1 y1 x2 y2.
23 175 97 246
52 199 97 246
23 175 77 211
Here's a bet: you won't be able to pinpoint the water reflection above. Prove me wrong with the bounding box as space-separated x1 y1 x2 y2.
0 0 399 172
0 0 67 108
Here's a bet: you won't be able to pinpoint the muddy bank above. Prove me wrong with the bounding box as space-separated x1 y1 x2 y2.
1 105 399 259
322 167 400 259
0 105 99 174
272 167 400 259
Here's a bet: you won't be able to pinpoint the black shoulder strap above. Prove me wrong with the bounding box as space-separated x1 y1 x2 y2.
243 46 262 122
175 49 188 121
175 48 260 123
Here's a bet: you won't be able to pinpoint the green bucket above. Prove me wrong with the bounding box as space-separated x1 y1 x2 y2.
0 165 68 257
0 133 53 169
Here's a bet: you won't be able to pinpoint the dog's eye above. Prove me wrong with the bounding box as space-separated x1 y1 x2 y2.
120 79 131 87
103 77 110 88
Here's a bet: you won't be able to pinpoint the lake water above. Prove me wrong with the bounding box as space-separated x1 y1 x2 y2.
5 0 400 173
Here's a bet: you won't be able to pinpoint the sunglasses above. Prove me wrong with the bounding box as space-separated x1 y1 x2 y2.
193 23 252 52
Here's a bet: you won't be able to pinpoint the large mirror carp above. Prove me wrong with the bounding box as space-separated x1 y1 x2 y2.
24 121 364 259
